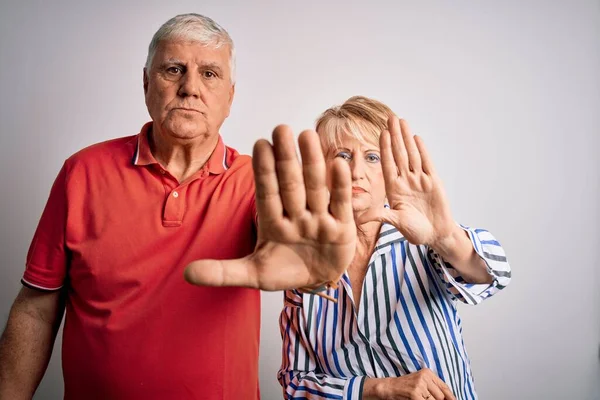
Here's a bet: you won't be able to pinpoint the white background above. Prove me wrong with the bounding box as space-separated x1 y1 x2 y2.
0 1 599 399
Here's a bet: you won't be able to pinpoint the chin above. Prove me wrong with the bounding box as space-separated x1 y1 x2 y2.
351 201 370 214
163 119 208 139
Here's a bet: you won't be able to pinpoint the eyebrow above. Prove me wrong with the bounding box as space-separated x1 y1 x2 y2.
332 147 380 153
163 58 184 65
162 59 224 75
199 62 224 77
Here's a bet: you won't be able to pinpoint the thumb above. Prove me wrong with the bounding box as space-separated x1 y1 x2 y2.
356 207 396 226
184 256 258 288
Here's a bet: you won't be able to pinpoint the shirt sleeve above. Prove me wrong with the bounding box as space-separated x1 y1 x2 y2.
427 224 511 305
22 163 69 291
278 290 366 400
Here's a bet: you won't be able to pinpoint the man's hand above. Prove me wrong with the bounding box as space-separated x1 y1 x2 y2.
184 125 356 291
357 117 456 249
364 368 456 400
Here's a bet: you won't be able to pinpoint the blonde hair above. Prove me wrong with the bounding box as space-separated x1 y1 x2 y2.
315 96 395 151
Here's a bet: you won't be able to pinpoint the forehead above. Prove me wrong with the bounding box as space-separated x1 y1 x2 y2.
321 133 379 154
320 130 380 153
152 39 230 67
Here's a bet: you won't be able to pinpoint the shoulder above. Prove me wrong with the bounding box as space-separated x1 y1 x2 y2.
64 135 137 173
222 145 254 185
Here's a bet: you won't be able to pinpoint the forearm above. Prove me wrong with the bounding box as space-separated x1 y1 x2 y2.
0 298 62 399
362 377 385 399
281 370 366 399
432 225 492 284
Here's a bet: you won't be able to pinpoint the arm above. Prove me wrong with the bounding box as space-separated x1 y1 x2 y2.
0 286 65 400
357 117 511 304
185 126 356 292
279 291 456 400
363 370 456 400
428 226 511 305
429 224 492 284
278 290 364 399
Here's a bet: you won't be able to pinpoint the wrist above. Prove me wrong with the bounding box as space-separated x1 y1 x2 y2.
430 224 465 258
362 377 387 399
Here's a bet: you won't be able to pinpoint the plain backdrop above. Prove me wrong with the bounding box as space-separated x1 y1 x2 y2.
1 1 599 399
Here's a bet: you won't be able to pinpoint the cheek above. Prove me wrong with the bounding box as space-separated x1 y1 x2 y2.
368 168 386 199
146 90 163 110
148 80 176 105
212 89 233 111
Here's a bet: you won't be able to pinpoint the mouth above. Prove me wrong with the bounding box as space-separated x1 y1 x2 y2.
173 107 201 113
352 186 366 194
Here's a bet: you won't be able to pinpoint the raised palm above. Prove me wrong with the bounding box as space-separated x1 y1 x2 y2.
184 125 356 291
360 117 455 247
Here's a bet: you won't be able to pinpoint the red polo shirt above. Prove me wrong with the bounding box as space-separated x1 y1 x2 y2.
23 122 260 399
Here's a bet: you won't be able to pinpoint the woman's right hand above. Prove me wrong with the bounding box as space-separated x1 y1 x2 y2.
363 368 456 400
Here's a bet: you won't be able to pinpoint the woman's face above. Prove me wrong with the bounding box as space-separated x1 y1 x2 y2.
324 133 386 214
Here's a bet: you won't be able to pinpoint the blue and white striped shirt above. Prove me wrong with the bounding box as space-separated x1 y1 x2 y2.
278 223 510 400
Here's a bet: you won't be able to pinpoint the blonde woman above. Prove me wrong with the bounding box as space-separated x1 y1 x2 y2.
278 96 511 400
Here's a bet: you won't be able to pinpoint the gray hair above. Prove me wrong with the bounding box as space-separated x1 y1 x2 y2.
145 13 236 83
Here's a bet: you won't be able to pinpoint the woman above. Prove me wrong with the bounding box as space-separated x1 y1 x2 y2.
277 96 511 400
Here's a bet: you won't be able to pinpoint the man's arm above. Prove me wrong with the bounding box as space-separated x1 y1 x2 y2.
0 286 65 400
185 126 356 291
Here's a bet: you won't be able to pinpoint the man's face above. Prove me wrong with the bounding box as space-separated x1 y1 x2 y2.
144 39 235 140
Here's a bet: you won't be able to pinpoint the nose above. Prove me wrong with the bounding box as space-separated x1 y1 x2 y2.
178 71 202 98
350 157 366 181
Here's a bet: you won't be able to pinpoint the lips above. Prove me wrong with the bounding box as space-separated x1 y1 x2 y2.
352 186 366 194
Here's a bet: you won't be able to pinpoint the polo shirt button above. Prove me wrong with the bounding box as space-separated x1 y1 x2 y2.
172 191 179 198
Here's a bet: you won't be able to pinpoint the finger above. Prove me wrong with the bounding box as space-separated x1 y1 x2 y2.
355 207 402 228
399 119 422 172
379 129 399 182
426 381 445 400
253 139 283 223
184 257 258 288
388 116 410 174
434 378 456 400
414 135 437 176
272 125 306 218
298 130 329 214
328 158 353 223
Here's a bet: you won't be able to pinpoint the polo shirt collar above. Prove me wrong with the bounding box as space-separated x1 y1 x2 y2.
132 122 229 175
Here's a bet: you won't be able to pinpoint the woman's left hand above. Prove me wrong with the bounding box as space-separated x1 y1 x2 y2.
358 116 457 248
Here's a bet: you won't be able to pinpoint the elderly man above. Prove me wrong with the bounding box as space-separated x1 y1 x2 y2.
0 14 354 400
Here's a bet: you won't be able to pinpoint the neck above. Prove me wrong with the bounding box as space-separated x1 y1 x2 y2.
149 123 219 182
354 219 382 264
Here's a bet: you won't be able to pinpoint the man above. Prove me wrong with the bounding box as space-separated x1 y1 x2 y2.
0 14 354 399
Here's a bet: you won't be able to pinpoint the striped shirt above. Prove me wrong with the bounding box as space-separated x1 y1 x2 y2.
278 223 511 400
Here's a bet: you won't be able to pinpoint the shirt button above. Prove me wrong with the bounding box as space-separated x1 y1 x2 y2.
172 191 179 198
160 170 166 174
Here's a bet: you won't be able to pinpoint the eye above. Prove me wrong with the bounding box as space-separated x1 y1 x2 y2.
166 66 183 75
203 70 217 79
335 151 352 161
366 153 380 163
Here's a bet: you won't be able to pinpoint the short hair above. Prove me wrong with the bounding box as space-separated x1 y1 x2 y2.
315 96 395 151
145 13 236 83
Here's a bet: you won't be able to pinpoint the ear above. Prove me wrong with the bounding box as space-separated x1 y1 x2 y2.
143 68 149 95
225 84 235 117
228 83 235 106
